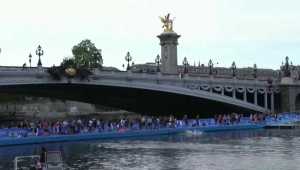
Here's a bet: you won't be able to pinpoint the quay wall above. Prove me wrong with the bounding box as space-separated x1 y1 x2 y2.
0 124 265 147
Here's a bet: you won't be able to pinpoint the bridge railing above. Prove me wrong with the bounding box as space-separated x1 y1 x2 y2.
0 67 274 85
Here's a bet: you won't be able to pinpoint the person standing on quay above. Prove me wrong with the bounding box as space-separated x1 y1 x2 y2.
214 115 218 125
43 122 48 136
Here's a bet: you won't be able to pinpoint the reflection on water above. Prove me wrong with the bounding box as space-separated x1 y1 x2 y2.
1 129 300 170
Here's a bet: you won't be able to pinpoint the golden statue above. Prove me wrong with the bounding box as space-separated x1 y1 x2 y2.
159 13 175 33
65 65 76 76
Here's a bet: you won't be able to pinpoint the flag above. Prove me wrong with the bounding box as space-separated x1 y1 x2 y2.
179 72 184 79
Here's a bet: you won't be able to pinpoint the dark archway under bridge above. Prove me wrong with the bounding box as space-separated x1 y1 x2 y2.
0 84 261 118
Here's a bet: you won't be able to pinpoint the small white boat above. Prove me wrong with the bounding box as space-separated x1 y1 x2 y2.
14 151 63 170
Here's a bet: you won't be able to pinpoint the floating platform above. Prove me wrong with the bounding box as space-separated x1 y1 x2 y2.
266 124 299 130
0 124 266 147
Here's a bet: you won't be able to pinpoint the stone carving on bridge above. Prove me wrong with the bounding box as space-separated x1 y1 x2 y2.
267 78 273 90
47 58 93 83
282 56 291 77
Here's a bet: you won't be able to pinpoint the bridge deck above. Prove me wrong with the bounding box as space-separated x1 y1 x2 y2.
0 124 265 147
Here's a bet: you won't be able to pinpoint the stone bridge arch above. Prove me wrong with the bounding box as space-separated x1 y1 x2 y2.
0 67 273 116
295 93 300 112
0 78 267 117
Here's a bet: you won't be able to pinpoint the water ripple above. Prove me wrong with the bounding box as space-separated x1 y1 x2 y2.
1 129 300 170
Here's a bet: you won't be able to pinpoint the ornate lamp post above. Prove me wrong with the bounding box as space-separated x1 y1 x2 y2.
231 61 237 77
208 59 214 75
253 63 257 78
36 45 44 66
125 52 132 71
182 57 188 73
28 53 32 67
155 55 161 72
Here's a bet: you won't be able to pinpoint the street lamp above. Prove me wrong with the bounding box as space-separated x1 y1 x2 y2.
36 45 44 66
122 64 124 71
231 61 237 77
155 55 161 72
182 57 188 73
28 53 32 67
125 52 132 70
208 59 214 75
253 63 257 79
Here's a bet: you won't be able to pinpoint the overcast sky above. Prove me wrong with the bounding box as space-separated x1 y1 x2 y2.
0 0 299 70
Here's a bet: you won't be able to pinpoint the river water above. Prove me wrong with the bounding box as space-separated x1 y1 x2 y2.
1 129 300 170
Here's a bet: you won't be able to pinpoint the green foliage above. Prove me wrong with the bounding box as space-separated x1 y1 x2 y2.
72 39 103 69
60 57 76 68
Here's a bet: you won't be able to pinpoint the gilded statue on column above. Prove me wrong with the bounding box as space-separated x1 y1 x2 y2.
159 13 175 33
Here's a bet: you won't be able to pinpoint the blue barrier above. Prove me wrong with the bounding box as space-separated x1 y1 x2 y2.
2 114 295 138
266 115 299 125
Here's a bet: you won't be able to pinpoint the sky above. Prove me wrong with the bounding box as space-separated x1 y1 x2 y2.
0 0 299 70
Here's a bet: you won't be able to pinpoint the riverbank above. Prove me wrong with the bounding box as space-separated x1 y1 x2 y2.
0 124 265 147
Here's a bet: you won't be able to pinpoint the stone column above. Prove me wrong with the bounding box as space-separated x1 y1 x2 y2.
280 84 296 113
210 86 213 92
254 89 257 105
264 90 268 109
271 91 274 113
232 88 236 98
157 33 181 74
243 89 247 102
221 86 224 95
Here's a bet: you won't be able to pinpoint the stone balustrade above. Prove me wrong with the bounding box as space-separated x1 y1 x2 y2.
0 66 281 86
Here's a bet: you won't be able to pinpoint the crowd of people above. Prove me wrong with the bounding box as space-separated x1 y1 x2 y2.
214 113 267 126
0 112 285 138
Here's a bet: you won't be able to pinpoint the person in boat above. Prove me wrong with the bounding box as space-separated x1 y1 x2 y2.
36 146 46 170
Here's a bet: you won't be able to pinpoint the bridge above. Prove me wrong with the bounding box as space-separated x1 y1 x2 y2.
0 66 288 117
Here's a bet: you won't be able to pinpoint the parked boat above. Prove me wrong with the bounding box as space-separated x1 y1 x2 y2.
14 151 63 170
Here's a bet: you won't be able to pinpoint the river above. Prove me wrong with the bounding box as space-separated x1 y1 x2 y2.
1 129 300 170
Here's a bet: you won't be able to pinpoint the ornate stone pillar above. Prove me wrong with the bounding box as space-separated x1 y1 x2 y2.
271 91 274 113
254 89 257 105
243 89 247 102
157 33 181 74
232 88 236 98
221 86 224 95
264 90 268 109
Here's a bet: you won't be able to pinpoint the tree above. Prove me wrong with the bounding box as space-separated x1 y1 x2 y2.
72 39 103 69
